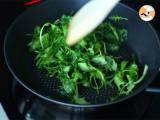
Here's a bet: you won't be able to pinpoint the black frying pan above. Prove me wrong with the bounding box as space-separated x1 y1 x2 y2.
4 0 160 107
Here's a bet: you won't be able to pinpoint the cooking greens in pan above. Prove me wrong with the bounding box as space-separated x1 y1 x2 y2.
28 15 148 104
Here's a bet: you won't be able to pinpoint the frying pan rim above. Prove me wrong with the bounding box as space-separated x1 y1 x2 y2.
4 1 160 108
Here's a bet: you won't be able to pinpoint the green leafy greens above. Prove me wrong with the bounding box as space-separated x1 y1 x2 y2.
28 15 148 104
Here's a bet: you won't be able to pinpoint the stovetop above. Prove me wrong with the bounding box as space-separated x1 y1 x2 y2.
0 0 160 120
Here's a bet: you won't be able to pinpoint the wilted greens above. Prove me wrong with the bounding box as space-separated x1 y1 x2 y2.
28 15 148 104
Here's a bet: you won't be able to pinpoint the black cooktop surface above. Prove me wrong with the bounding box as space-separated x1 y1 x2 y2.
0 0 160 120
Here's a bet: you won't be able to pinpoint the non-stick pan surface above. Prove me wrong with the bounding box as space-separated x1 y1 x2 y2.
4 0 160 107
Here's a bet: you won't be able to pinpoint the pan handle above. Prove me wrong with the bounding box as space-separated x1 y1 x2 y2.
145 75 160 94
145 87 160 94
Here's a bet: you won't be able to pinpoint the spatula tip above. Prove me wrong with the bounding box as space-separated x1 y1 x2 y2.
66 33 76 46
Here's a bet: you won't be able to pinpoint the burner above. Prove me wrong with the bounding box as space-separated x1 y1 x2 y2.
11 79 74 120
11 79 154 120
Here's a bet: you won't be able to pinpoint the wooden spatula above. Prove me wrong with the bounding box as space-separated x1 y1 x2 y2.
66 0 120 46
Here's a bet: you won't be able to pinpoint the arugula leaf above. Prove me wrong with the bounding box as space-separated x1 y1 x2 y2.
114 61 148 95
114 72 125 90
72 96 89 104
78 62 90 72
92 55 107 65
105 56 117 71
109 15 128 22
28 15 148 104
134 65 148 84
